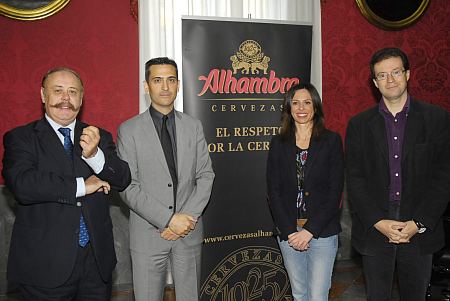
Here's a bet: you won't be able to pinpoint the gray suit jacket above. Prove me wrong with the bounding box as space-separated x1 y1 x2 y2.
117 109 214 250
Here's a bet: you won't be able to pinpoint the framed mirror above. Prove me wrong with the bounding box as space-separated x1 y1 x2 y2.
355 0 430 30
0 0 70 21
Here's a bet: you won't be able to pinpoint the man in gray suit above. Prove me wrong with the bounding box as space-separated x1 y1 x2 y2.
117 57 215 301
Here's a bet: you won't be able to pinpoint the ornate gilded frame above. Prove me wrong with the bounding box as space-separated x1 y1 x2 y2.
0 0 70 21
355 0 430 30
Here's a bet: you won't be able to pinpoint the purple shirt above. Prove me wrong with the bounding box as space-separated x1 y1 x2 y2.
379 96 410 202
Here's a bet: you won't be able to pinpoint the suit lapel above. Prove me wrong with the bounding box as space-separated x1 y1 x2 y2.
402 101 423 163
368 113 389 163
73 121 87 175
283 136 297 185
35 118 74 173
142 110 172 178
174 112 184 178
304 136 321 179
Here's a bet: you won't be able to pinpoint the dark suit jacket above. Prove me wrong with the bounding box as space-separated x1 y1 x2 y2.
346 99 450 254
2 118 131 288
267 129 344 241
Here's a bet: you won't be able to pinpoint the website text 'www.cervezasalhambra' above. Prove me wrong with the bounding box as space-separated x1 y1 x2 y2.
203 229 273 244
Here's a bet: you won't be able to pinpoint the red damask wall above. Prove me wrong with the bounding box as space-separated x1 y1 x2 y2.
0 1 448 184
0 0 139 184
321 0 450 139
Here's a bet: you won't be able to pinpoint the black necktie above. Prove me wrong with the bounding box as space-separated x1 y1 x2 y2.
161 115 178 207
58 127 90 247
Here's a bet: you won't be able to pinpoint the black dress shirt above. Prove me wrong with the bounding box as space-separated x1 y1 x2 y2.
149 105 177 170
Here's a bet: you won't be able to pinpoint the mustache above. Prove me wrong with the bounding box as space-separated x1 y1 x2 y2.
50 102 76 111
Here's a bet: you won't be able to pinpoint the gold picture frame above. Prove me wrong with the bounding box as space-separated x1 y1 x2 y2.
355 0 430 30
0 0 70 21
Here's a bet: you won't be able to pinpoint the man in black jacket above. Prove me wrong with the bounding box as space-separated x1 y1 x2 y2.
346 47 449 301
2 67 131 300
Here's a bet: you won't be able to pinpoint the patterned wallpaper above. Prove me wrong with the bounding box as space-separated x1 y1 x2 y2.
0 0 139 184
321 0 449 138
0 1 448 184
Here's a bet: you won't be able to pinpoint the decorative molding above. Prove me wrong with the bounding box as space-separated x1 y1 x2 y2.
355 0 430 30
130 0 138 22
0 0 70 21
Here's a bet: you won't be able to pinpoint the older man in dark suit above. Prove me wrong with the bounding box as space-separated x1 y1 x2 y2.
2 67 131 301
346 47 450 301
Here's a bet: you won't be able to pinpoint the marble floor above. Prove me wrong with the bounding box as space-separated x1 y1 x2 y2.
0 259 404 301
328 258 398 301
108 258 401 301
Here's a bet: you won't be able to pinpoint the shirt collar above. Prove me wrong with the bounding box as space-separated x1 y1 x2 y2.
149 105 175 120
379 94 411 116
45 114 76 132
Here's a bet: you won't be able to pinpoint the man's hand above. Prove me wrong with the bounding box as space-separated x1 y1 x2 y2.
85 175 110 195
374 219 407 244
288 229 313 251
168 213 196 236
395 220 419 243
80 126 100 158
160 228 180 241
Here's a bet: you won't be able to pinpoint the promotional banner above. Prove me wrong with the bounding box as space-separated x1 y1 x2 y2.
182 18 312 301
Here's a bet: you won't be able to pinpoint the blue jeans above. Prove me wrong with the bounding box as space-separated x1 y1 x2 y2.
278 232 338 301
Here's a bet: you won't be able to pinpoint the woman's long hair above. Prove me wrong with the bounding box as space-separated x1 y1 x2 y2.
279 82 325 140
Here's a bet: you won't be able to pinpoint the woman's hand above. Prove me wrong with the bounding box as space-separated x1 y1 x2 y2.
288 229 313 251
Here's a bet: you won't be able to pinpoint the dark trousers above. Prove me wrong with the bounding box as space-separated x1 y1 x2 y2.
19 244 112 301
362 202 433 301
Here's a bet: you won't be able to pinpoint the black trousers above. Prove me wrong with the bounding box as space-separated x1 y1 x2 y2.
362 202 433 301
19 244 112 301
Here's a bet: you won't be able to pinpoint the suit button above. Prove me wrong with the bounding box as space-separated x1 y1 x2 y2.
76 202 82 207
169 206 173 209
168 183 172 187
304 192 310 196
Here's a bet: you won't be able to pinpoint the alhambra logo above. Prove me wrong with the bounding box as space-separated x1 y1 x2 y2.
200 246 292 301
197 39 299 96
230 40 270 75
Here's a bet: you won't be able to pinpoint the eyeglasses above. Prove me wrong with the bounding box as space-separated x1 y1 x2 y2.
375 69 406 81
